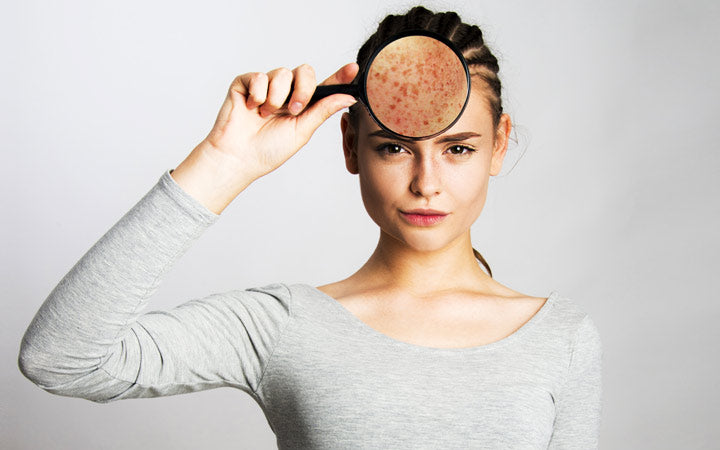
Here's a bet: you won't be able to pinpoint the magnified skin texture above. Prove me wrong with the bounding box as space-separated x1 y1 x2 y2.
366 35 468 138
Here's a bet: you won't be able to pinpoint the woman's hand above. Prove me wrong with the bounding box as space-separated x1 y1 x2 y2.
171 62 359 214
206 62 358 178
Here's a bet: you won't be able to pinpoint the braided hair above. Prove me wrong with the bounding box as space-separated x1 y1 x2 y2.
348 6 503 277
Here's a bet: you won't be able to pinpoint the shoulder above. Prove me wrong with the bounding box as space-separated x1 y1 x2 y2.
244 281 293 298
197 282 295 321
490 284 600 346
548 292 599 328
547 292 602 355
238 282 330 314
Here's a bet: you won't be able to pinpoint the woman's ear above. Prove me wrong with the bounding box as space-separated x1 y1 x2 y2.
490 113 512 176
340 112 359 174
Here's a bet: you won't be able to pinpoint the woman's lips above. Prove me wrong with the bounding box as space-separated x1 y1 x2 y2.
399 209 449 226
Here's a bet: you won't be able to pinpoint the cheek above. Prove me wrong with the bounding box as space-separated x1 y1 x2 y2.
357 159 400 210
468 180 490 214
357 175 393 230
450 166 491 217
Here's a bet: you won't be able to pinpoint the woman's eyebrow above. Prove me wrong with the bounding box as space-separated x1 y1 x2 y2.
434 132 482 143
367 130 481 144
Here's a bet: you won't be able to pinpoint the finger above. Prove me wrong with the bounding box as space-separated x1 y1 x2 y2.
237 72 268 110
287 64 316 116
318 62 360 87
294 94 357 143
259 67 293 117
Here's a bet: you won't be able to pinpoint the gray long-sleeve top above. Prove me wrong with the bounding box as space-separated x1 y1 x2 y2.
18 170 603 449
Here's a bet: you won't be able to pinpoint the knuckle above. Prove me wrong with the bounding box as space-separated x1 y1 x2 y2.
231 74 245 89
270 67 292 79
278 67 292 79
298 63 314 76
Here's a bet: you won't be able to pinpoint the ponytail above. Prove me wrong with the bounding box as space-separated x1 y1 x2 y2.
472 248 492 277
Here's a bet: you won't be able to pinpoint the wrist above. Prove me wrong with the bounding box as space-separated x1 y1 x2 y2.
171 141 258 214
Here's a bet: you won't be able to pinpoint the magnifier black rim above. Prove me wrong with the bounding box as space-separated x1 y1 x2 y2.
360 29 472 141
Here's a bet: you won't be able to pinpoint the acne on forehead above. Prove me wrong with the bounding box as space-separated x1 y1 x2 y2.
366 35 468 138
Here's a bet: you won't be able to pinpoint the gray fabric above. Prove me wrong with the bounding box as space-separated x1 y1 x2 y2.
18 169 603 449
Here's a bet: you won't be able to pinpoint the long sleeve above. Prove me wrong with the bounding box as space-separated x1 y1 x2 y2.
18 170 293 403
547 314 603 449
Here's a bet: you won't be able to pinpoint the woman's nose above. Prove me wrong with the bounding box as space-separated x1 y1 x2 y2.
409 156 442 197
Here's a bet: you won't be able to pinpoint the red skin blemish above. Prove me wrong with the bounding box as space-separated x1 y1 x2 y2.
365 35 468 137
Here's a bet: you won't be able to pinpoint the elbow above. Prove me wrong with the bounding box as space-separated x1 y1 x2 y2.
17 345 33 381
18 329 78 392
18 343 117 403
18 305 67 388
18 332 54 388
18 332 133 403
17 315 86 392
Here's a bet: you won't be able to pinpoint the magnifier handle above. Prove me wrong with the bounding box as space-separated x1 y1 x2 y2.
283 84 360 109
309 84 359 104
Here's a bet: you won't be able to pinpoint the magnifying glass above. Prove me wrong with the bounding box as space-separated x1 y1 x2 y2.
286 30 471 140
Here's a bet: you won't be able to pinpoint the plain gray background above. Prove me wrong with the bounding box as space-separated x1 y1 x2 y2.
2 0 718 448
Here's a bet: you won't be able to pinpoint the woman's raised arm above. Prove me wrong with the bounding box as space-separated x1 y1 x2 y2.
17 62 357 402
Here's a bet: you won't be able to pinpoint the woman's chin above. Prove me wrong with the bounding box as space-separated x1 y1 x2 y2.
386 231 458 254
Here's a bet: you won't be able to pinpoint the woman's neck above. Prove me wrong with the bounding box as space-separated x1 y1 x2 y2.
348 230 495 297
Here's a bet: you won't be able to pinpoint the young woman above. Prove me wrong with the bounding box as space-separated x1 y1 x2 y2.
18 6 602 449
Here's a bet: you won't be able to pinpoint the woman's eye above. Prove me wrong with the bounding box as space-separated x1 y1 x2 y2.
377 143 407 154
446 145 475 156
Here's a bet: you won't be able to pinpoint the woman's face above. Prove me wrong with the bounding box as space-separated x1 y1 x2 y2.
340 84 511 253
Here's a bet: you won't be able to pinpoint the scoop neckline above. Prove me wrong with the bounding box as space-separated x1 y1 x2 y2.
299 283 558 354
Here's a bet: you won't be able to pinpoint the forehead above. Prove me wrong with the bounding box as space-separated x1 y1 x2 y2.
356 85 496 137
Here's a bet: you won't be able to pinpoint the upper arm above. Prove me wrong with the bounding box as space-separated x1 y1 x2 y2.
31 286 293 403
547 315 603 448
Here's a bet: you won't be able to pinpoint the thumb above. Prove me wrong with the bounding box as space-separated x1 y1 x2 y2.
294 94 357 142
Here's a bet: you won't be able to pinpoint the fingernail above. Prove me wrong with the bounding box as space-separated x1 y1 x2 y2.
290 101 303 115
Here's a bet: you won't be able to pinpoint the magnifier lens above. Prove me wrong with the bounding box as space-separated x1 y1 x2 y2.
364 34 469 139
287 32 469 140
